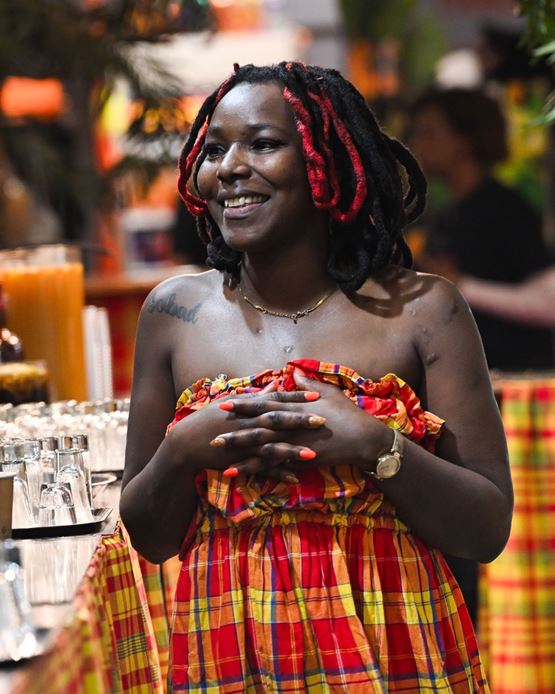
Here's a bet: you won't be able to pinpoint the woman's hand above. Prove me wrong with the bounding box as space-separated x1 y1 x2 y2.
169 381 330 479
208 372 391 482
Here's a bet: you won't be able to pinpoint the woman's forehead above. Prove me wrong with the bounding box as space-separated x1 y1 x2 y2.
208 82 296 134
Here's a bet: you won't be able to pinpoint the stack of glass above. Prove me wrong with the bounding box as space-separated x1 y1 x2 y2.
0 397 128 528
0 398 128 472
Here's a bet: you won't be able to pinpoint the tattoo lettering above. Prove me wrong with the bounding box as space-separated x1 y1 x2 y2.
147 292 202 324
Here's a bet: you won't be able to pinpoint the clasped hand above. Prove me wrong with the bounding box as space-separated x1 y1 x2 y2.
177 372 385 484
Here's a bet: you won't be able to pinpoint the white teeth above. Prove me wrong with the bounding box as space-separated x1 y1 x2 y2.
224 195 266 208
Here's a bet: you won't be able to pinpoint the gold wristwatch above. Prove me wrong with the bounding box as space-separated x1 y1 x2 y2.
367 428 404 480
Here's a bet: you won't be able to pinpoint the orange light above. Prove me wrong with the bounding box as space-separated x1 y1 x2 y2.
0 78 65 119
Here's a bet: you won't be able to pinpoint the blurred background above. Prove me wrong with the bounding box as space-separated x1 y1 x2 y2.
1 1 552 264
1 4 555 693
1 0 554 392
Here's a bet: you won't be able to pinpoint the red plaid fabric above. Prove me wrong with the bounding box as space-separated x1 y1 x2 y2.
479 379 555 693
134 550 183 683
169 360 489 692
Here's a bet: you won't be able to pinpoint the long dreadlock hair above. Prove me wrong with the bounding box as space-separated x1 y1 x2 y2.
177 62 426 292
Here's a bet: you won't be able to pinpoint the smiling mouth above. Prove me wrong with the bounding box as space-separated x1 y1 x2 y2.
223 194 268 209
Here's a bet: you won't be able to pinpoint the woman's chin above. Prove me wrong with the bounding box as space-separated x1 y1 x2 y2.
221 229 269 254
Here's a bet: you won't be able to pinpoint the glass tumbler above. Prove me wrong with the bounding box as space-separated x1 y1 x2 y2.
1 461 34 529
0 244 87 401
55 449 92 523
2 442 41 521
38 483 76 526
0 541 37 662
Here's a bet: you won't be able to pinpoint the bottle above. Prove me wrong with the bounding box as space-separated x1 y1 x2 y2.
0 282 23 362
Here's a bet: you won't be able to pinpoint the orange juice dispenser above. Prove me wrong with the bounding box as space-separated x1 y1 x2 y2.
0 244 87 401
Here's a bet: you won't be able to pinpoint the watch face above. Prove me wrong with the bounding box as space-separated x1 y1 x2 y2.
376 454 401 479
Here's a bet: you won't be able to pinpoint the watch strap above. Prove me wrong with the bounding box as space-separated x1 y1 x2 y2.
390 428 404 457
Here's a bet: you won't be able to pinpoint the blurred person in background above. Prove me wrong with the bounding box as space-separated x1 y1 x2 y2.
458 266 555 328
408 86 553 628
409 88 553 373
0 141 60 248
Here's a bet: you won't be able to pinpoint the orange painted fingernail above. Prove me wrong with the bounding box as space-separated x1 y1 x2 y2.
308 415 326 427
210 437 226 447
304 391 320 401
219 401 234 411
299 448 317 460
223 466 239 477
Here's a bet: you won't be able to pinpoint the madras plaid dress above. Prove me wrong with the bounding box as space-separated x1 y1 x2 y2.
168 359 489 692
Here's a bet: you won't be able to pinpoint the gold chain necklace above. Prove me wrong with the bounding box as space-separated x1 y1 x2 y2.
238 284 335 324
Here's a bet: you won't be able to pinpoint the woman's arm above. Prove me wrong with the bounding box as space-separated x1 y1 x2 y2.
460 268 555 327
119 283 200 563
366 276 513 561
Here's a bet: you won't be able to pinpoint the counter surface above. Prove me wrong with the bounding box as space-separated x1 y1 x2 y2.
0 482 120 692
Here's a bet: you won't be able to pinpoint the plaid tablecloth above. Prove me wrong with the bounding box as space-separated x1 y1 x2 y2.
479 378 555 693
8 524 171 694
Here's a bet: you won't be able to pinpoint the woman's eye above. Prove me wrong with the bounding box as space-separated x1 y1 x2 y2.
204 143 225 160
252 139 281 151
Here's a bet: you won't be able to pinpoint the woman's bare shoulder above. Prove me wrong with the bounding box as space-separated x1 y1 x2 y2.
359 266 468 318
140 268 221 322
408 270 470 315
149 267 219 297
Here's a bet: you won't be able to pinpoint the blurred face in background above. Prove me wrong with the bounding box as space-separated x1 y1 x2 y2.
408 106 471 181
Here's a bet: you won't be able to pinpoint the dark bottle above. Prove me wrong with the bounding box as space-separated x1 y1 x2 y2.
0 282 23 362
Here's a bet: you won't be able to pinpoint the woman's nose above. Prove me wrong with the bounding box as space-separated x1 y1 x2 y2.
216 143 250 182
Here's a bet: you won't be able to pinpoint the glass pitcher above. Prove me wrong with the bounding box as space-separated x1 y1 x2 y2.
0 244 87 401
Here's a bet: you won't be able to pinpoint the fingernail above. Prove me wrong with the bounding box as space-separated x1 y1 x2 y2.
308 415 326 427
210 437 226 447
299 448 317 460
284 474 300 484
219 401 234 411
304 391 320 401
223 466 239 477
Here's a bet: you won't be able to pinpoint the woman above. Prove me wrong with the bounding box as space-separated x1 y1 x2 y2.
408 88 553 372
120 63 512 692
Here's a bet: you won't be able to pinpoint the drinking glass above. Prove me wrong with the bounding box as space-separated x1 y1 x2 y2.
2 441 41 521
37 483 76 526
55 449 92 523
71 434 93 508
17 440 41 519
1 461 34 529
39 436 57 483
0 541 37 662
21 535 98 604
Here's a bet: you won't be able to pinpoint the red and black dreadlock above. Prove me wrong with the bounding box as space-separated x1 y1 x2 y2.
177 62 426 292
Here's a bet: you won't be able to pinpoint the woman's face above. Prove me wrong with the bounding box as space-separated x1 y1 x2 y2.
196 81 324 254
